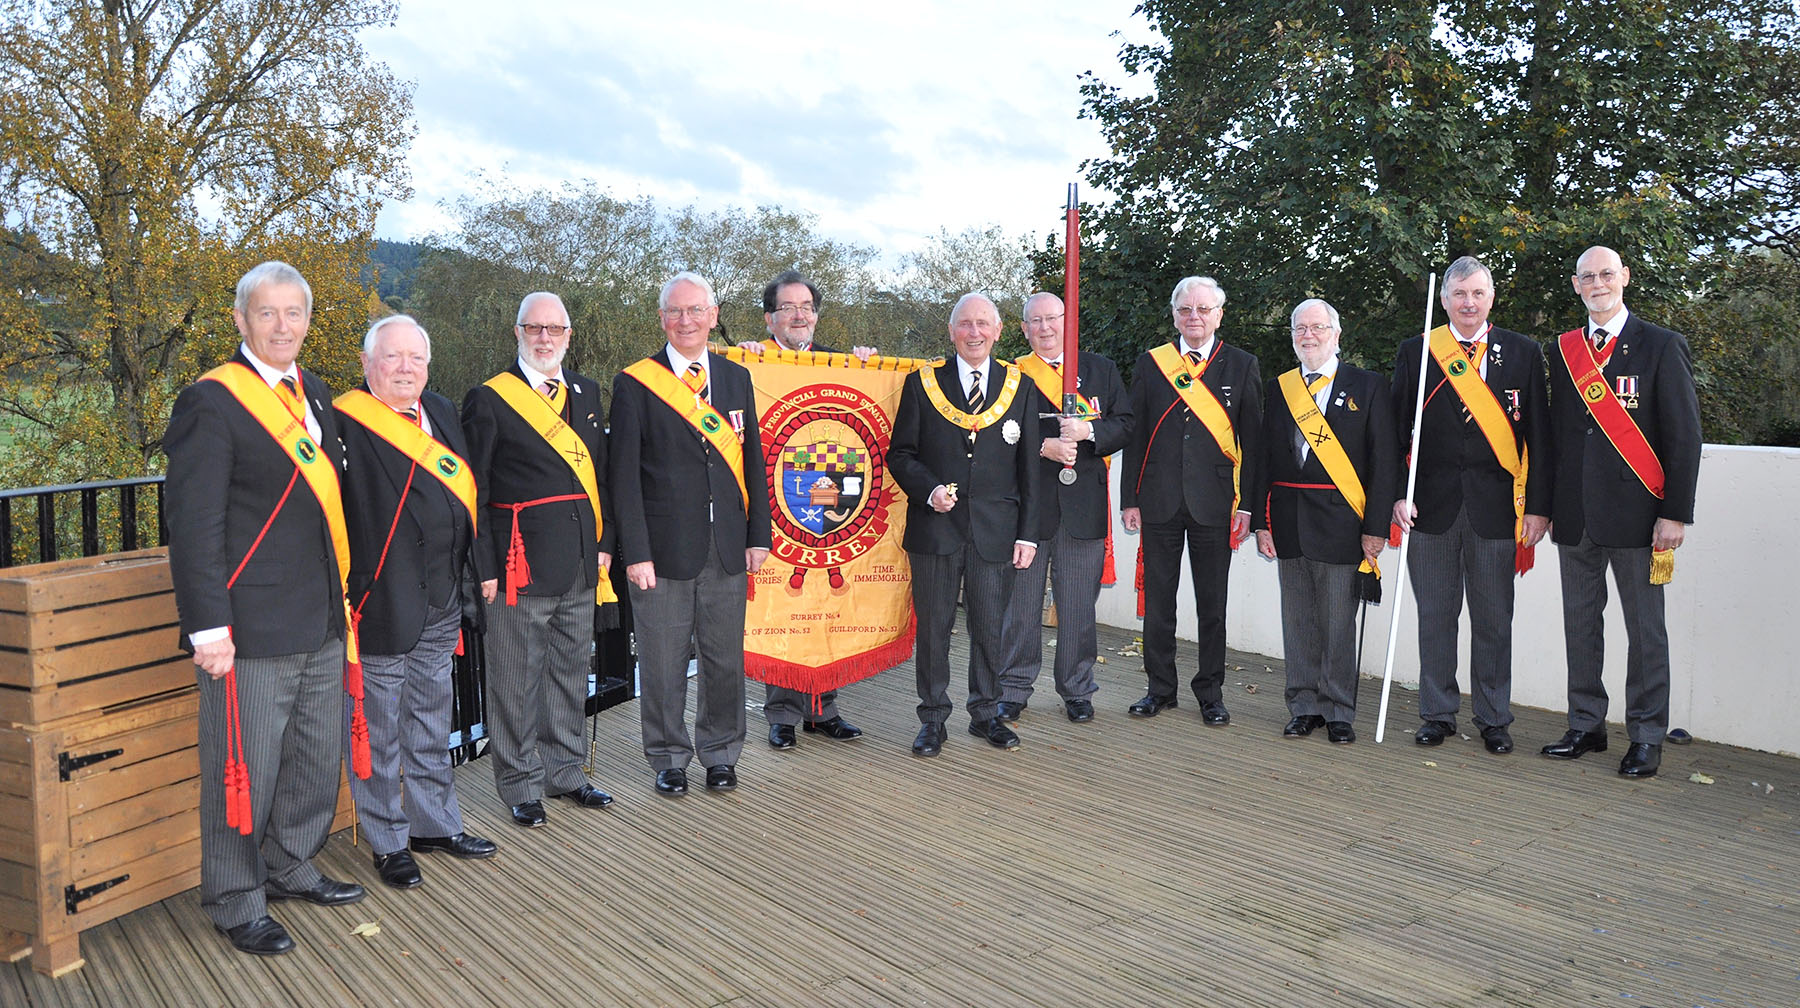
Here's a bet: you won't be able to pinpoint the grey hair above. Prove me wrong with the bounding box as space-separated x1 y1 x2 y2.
516 291 570 326
1290 298 1341 331
1170 275 1226 310
1444 255 1493 286
235 261 312 314
659 271 717 310
362 314 432 362
950 292 1000 325
1023 291 1062 315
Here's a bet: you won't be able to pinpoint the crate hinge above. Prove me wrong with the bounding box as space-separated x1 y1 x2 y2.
65 874 128 914
58 747 123 781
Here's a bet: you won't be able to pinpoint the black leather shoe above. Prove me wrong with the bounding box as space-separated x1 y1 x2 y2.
1326 721 1356 744
768 723 797 749
1540 728 1608 760
551 783 615 808
997 701 1025 722
1618 742 1661 778
1282 715 1324 737
218 915 294 956
1415 720 1455 746
266 875 365 906
1200 700 1231 726
410 832 497 860
803 716 864 740
655 769 688 796
1481 725 1515 754
1065 698 1095 723
509 799 546 828
705 765 738 791
968 717 1021 750
1128 694 1178 718
912 723 946 757
373 850 422 889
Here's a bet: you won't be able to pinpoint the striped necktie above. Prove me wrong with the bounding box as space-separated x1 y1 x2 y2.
682 361 707 399
967 368 985 412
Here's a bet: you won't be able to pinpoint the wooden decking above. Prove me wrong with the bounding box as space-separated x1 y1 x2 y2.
5 621 1797 1007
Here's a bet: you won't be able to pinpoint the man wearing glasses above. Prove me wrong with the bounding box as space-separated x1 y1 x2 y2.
1542 246 1701 779
462 292 618 828
1121 276 1264 726
610 272 772 795
737 270 870 750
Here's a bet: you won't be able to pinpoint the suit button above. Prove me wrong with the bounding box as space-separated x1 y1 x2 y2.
416 537 425 546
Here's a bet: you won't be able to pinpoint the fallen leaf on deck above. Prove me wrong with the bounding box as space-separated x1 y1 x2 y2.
1422 760 1437 767
350 921 382 938
1688 772 1715 785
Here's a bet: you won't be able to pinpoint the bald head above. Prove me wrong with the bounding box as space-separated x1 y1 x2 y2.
1572 246 1631 323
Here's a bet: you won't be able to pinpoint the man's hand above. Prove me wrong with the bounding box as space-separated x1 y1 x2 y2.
1652 517 1686 551
1229 510 1252 550
928 485 957 513
737 340 767 355
1122 506 1142 533
1040 437 1077 465
1522 514 1549 548
851 346 876 361
1058 417 1093 442
1256 529 1276 560
1013 542 1037 569
481 578 498 603
1361 534 1386 565
627 561 657 591
598 551 613 576
1392 499 1417 533
194 637 235 680
747 547 770 573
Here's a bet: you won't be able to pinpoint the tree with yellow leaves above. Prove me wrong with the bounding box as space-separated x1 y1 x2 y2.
0 0 412 484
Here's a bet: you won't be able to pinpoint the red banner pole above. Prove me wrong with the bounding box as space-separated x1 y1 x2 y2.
1062 183 1080 409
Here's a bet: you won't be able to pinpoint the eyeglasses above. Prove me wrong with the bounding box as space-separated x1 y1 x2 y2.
774 302 816 315
518 323 569 336
1174 305 1222 318
1291 323 1335 336
1575 269 1620 286
660 306 712 320
1025 313 1064 327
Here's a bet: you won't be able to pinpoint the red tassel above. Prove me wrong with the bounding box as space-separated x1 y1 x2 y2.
1515 541 1535 575
1134 544 1145 619
504 517 530 606
349 696 372 779
1100 477 1116 585
454 629 464 657
1388 521 1403 548
746 574 755 601
223 667 252 835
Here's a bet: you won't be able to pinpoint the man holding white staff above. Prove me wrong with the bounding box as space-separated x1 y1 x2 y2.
1390 256 1550 755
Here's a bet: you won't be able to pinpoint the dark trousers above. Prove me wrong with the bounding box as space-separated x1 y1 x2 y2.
196 637 345 929
764 682 839 726
1277 557 1360 722
909 546 1014 726
631 549 749 771
483 584 595 805
1558 533 1670 744
1141 509 1230 703
998 527 1105 703
1408 507 1516 729
346 603 464 855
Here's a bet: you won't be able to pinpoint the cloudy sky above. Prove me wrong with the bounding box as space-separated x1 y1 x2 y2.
361 1 1153 266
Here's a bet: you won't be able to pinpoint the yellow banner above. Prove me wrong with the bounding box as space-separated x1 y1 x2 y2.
720 346 931 693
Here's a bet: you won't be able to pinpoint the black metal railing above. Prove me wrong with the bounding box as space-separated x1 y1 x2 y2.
0 475 636 765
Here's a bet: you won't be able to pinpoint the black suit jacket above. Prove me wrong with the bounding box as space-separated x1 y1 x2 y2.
1121 340 1264 526
1391 326 1551 538
608 350 772 579
1017 353 1132 541
461 363 612 596
165 351 347 658
1547 311 1701 548
1252 364 1398 565
887 358 1039 561
336 387 474 654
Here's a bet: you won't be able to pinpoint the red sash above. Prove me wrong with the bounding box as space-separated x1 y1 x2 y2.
1557 330 1664 498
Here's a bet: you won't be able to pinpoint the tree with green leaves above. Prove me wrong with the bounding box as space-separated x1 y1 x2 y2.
0 0 412 484
1072 0 1800 378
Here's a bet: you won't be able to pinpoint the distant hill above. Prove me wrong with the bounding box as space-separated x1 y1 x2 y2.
364 239 421 305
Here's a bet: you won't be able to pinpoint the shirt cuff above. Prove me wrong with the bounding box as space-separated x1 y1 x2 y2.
190 626 229 647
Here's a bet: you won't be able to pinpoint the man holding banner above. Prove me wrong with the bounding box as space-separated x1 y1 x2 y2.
463 291 618 827
997 292 1132 724
888 293 1038 757
1542 246 1701 779
1121 276 1263 726
1390 257 1550 755
336 316 495 890
611 272 772 795
1252 299 1397 744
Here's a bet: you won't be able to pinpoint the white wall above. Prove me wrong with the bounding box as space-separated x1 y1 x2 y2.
1092 444 1800 756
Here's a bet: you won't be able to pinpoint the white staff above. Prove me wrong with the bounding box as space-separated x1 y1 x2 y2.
1374 272 1438 743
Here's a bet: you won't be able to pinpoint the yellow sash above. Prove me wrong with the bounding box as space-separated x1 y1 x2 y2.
1016 354 1098 417
1428 326 1529 545
1148 342 1240 510
919 360 1024 429
621 358 749 510
1278 369 1378 576
334 389 479 537
483 372 616 604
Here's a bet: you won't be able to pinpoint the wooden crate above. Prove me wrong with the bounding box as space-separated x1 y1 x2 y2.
0 550 193 727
